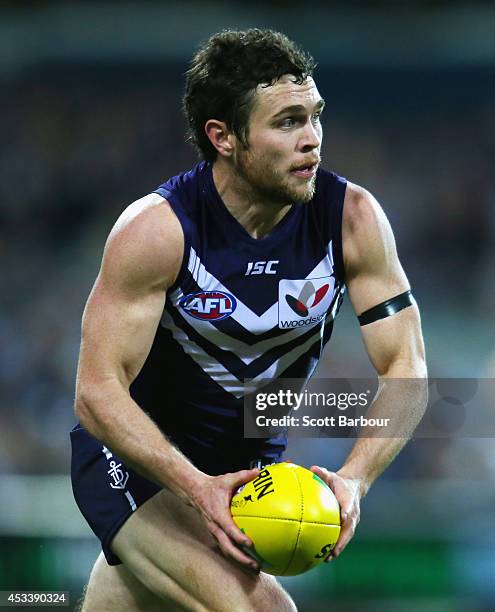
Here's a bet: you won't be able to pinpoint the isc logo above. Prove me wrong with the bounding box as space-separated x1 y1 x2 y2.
245 260 279 275
179 291 237 321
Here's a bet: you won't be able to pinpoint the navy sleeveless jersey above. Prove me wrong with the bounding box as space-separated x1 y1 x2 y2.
130 161 347 473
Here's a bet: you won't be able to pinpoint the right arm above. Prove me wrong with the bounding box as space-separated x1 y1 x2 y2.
75 194 259 569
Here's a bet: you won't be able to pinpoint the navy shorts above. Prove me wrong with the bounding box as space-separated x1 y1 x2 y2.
70 424 282 566
70 425 161 565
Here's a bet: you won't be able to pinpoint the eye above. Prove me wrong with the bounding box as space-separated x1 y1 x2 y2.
312 111 322 123
280 117 296 128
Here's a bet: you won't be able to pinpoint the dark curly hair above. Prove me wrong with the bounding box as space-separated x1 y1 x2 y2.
183 29 316 161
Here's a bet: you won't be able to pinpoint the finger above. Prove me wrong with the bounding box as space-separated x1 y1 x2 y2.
209 521 259 570
311 466 352 519
310 465 337 487
332 520 356 558
325 510 359 563
338 501 353 523
227 468 260 490
219 509 254 548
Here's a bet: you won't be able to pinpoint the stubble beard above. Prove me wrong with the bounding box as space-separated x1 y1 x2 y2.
235 149 316 207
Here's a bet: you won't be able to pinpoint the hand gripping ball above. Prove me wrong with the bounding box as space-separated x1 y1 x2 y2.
231 462 341 575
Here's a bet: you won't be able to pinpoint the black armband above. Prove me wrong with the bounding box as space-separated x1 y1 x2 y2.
358 290 416 326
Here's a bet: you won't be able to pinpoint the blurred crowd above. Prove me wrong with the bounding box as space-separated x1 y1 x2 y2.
1 63 494 474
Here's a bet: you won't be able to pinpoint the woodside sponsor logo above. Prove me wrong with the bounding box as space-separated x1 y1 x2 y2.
278 277 334 329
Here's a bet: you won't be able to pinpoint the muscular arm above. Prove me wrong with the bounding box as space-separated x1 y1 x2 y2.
75 194 258 568
339 183 427 488
75 194 195 493
312 182 427 558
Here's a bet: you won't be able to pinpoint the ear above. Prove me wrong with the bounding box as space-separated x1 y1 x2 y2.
204 119 235 157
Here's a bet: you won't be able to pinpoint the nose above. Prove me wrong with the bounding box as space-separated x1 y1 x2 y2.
299 119 321 152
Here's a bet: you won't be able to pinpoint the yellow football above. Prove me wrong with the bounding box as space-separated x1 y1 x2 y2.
231 462 341 576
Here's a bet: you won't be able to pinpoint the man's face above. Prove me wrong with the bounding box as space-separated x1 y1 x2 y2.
233 75 323 205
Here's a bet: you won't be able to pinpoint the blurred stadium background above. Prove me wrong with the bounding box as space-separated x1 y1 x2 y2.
1 1 494 610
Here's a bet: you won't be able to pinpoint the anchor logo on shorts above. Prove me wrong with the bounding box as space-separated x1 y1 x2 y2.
107 460 129 490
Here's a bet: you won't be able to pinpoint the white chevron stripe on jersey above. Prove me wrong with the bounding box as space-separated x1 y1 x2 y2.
183 244 335 330
161 310 330 398
161 311 243 395
164 285 336 366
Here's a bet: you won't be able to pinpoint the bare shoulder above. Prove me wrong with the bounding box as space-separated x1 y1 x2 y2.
342 181 396 279
343 181 390 241
102 192 184 291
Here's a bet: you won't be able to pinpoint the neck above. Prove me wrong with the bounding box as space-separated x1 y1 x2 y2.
212 159 291 240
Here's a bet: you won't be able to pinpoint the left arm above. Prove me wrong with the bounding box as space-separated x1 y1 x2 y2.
312 182 427 560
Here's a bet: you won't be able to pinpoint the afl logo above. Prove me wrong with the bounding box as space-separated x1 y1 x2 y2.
179 291 237 321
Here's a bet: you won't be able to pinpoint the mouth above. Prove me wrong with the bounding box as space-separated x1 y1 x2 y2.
290 162 319 179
